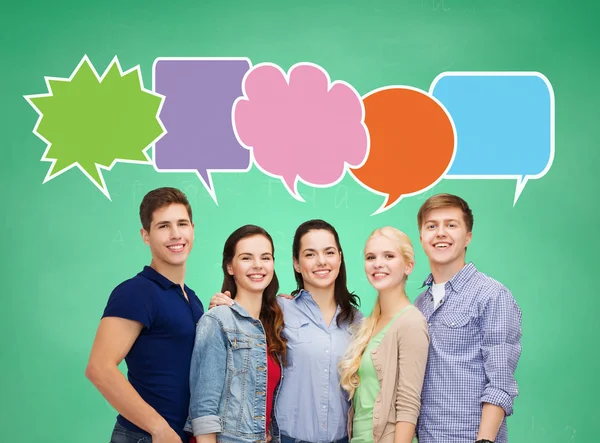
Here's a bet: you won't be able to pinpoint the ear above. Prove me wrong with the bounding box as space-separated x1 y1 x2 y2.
226 263 234 276
465 231 473 248
293 258 300 273
141 228 150 245
405 261 415 276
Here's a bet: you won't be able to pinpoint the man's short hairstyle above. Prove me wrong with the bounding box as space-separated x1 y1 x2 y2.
417 193 474 232
139 187 192 231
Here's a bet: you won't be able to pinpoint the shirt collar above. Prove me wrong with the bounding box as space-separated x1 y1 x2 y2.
229 301 259 320
421 262 478 293
140 265 194 295
295 288 310 300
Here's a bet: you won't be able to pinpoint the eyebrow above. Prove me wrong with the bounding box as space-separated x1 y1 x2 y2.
424 218 460 224
154 219 190 226
238 252 273 257
302 246 337 253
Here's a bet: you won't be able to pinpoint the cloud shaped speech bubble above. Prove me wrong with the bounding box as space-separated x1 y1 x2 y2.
24 55 165 200
152 57 252 203
232 62 369 200
349 86 456 215
429 72 555 205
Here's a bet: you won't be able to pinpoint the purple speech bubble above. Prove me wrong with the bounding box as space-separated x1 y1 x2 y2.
152 57 252 202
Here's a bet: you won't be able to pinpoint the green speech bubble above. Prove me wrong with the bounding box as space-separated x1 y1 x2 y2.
24 55 165 199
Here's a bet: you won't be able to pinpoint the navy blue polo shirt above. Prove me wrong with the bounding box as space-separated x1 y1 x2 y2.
102 266 204 441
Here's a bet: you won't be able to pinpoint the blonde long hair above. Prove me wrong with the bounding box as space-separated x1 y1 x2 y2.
338 227 415 399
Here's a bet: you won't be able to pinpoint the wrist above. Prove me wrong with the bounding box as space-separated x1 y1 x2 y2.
148 418 171 437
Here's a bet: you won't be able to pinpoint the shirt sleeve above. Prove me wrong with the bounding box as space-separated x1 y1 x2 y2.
102 280 157 329
480 287 523 416
190 312 228 436
395 311 431 424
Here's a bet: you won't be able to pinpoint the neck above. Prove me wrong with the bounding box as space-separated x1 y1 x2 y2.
234 289 263 319
378 286 410 318
430 259 467 284
150 260 186 290
304 284 337 311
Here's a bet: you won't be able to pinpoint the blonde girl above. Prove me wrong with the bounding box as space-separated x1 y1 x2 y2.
339 227 430 443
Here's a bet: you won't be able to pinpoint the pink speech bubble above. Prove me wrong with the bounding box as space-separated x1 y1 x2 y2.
232 62 369 200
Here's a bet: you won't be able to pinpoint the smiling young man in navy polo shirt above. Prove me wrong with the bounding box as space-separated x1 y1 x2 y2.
86 187 204 443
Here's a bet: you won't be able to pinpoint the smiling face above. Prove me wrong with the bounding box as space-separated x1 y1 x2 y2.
226 234 274 295
141 203 194 268
420 206 472 271
293 229 342 293
364 232 414 292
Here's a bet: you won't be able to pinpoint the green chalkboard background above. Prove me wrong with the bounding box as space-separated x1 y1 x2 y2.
2 0 598 442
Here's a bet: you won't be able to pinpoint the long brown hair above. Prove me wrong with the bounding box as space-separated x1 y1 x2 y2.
291 219 360 326
221 225 287 364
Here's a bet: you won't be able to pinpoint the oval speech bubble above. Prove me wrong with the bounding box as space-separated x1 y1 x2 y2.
349 86 456 215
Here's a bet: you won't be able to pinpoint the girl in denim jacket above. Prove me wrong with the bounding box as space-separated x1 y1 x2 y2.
188 225 287 443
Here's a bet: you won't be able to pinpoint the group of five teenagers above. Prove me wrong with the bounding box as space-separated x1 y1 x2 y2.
86 187 204 443
85 186 522 443
209 219 363 443
339 227 429 443
187 225 286 443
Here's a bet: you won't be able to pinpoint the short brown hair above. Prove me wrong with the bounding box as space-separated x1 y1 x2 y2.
417 193 474 232
139 187 192 231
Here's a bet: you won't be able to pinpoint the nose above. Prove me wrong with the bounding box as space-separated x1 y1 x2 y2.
170 225 182 239
373 257 385 268
435 225 447 237
251 258 262 269
316 253 326 265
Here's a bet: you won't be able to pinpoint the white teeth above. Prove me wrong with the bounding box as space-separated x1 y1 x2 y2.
435 243 450 248
168 245 184 251
373 273 387 277
248 274 264 280
314 270 330 275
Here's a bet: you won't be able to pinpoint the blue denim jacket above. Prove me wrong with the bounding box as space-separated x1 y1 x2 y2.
186 302 283 443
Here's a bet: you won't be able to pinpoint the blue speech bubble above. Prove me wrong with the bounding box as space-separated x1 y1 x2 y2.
429 72 555 205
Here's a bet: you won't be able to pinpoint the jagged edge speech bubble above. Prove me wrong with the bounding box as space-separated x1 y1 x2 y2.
232 61 371 203
151 57 254 205
429 71 555 206
23 55 166 201
348 85 458 217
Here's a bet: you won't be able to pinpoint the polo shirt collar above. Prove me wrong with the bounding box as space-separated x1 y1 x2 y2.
140 265 180 290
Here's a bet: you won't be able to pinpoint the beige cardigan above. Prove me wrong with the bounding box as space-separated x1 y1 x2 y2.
348 305 430 443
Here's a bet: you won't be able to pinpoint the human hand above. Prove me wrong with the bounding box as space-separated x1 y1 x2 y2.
152 424 183 443
209 291 234 309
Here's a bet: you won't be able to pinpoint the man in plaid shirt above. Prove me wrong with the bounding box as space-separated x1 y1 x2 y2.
414 194 523 443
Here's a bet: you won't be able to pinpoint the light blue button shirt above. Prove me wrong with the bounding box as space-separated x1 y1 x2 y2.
276 289 363 443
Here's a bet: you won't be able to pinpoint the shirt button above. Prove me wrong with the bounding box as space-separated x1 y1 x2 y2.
428 323 432 327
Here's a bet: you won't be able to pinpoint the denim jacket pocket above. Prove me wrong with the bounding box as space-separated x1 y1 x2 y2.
228 333 253 375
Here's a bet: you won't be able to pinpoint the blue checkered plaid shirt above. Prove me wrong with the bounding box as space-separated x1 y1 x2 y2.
414 263 522 443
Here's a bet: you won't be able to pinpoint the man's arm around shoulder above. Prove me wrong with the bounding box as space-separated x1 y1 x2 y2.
85 317 181 443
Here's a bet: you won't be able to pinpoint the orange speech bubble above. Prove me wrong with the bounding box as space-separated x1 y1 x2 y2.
350 86 456 214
